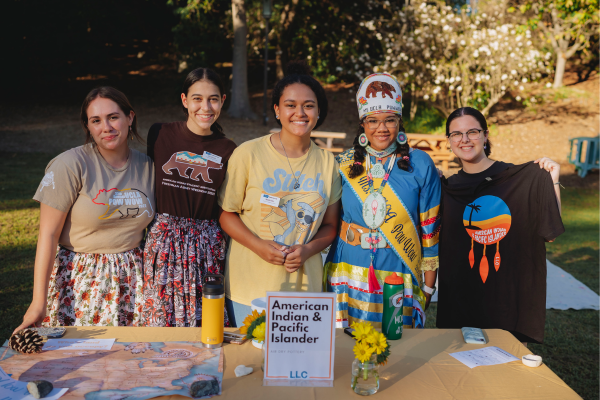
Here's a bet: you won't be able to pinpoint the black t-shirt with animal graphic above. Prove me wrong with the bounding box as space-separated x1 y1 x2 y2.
436 161 564 344
147 121 237 220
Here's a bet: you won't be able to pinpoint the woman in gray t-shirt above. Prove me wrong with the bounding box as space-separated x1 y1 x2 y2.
14 87 155 332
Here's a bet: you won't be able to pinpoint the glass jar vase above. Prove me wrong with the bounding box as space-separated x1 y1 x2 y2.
351 354 380 395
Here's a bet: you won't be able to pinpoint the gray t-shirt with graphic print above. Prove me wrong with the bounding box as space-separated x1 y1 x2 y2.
34 143 155 254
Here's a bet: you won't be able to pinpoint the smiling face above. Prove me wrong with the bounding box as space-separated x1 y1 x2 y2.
181 80 226 136
274 83 319 138
362 112 399 151
86 97 133 153
448 115 489 163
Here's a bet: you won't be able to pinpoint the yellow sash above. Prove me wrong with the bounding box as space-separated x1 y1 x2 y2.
340 160 423 287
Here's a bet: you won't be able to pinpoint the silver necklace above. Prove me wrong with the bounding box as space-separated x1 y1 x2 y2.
279 133 311 190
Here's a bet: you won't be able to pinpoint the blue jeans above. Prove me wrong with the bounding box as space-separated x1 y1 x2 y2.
225 298 253 328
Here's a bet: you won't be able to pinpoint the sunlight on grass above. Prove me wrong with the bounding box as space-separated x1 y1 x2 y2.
0 207 40 338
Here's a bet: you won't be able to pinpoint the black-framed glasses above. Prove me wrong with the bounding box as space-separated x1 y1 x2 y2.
448 129 485 143
364 118 399 130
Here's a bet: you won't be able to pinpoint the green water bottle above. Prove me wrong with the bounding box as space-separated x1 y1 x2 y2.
382 273 404 340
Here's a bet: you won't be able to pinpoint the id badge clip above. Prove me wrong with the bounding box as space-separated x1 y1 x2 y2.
360 232 387 249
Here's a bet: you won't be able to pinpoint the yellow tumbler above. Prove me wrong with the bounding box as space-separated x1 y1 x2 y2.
201 274 225 348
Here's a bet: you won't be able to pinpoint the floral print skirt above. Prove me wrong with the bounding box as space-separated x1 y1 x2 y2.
140 214 229 327
43 246 144 327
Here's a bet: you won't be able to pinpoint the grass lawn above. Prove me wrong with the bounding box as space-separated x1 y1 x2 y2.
0 151 598 399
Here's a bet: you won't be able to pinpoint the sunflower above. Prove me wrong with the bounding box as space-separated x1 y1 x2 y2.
366 331 388 355
353 340 375 363
350 321 373 341
240 310 265 334
252 322 266 343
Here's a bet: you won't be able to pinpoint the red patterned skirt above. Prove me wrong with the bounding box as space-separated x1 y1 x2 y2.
140 214 229 327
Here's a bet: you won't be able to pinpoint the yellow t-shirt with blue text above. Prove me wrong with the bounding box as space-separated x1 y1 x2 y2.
218 134 342 305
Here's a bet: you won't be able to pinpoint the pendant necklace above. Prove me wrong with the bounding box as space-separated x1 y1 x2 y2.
279 133 311 190
362 153 396 292
366 142 396 179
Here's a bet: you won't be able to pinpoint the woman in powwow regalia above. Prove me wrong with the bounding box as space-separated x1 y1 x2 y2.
325 73 441 329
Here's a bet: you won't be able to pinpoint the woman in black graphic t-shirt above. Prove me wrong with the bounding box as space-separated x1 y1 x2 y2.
436 107 564 344
140 68 236 327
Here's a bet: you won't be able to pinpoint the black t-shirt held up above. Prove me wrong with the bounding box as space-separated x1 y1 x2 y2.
436 161 564 343
147 121 237 220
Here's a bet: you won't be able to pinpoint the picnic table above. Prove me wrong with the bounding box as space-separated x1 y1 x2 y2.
1 327 581 400
568 135 599 177
407 133 456 171
267 129 456 171
269 128 346 153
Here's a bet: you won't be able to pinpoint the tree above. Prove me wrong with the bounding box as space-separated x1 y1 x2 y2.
376 0 550 117
513 0 599 87
229 0 257 119
168 0 256 119
245 0 397 84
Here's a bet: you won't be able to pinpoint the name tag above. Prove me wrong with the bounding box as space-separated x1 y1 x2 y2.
203 151 222 164
260 194 281 207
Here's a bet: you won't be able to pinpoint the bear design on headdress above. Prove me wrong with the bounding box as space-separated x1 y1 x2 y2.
365 81 396 99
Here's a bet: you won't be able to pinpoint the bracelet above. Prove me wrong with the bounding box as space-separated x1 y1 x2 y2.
553 182 565 189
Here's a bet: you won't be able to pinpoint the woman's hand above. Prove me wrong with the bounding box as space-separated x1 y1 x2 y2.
13 300 46 334
283 245 311 273
14 203 67 333
534 157 560 183
424 293 432 311
255 240 290 265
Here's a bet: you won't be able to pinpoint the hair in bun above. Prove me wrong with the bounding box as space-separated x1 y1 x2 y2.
271 60 328 129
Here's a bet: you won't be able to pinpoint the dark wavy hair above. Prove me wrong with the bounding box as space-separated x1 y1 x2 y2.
182 67 226 137
80 86 143 145
446 107 492 157
348 116 411 179
271 61 328 129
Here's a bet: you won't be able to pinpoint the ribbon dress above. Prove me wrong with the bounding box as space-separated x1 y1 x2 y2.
324 148 441 329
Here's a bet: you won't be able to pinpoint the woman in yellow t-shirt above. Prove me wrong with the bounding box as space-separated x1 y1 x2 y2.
218 62 342 326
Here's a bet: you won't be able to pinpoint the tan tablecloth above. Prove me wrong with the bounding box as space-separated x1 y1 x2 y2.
12 327 582 399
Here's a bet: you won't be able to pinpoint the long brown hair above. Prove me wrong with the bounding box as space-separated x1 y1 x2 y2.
80 86 143 144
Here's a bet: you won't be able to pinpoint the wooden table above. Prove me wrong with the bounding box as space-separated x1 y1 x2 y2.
407 133 457 171
269 128 346 153
0 327 581 399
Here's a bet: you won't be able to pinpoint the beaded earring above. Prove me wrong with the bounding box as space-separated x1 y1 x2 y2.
358 133 369 147
396 132 407 145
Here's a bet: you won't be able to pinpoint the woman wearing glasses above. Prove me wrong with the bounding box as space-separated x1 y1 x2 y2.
324 73 441 329
436 107 563 345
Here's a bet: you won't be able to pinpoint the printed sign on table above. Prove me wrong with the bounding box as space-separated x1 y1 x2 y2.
263 292 336 387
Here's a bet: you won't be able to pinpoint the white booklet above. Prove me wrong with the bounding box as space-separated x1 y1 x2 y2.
42 338 115 351
449 346 519 368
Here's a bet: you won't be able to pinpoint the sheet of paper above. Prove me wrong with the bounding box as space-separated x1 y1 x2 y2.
0 367 68 400
42 338 115 351
449 346 519 368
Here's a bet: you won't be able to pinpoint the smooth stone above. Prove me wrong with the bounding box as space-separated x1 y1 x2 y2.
190 379 219 398
234 365 253 377
27 380 53 399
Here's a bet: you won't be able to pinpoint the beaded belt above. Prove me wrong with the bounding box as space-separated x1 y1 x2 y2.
339 220 391 248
